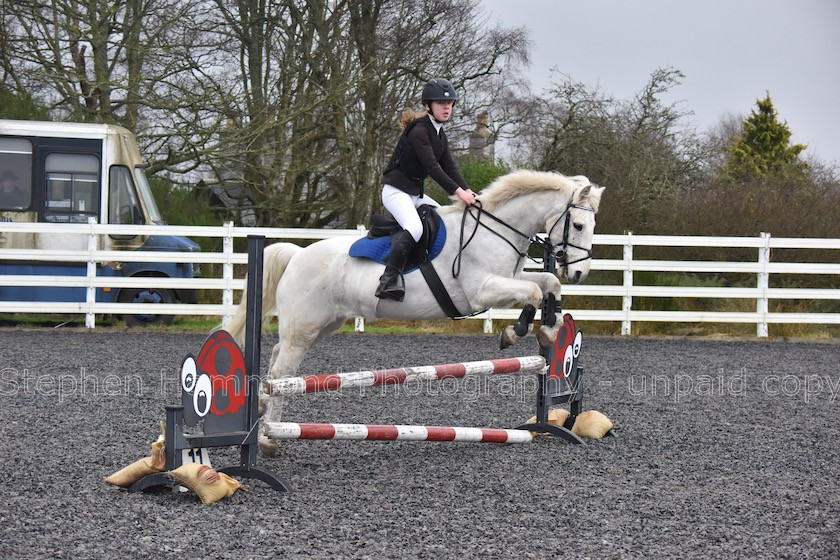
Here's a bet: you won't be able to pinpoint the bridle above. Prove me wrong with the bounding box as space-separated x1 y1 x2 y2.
453 198 595 278
540 202 596 268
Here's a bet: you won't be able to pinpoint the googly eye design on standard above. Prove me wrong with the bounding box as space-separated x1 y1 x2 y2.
562 344 574 379
193 373 212 417
181 356 197 393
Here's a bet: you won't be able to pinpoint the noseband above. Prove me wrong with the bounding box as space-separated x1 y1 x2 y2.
542 203 595 267
453 199 595 278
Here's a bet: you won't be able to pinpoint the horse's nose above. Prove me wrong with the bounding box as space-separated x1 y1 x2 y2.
572 270 582 283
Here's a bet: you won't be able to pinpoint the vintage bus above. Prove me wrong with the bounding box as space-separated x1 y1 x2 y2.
0 119 200 325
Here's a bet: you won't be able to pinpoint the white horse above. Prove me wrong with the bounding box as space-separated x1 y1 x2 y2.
226 169 604 454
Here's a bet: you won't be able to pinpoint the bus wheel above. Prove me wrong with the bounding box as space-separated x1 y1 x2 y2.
118 287 175 326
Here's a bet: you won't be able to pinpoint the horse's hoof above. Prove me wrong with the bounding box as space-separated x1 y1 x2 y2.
537 326 557 349
499 325 518 350
259 435 278 457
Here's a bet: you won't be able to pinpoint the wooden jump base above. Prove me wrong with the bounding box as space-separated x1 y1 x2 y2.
264 356 546 396
265 422 535 444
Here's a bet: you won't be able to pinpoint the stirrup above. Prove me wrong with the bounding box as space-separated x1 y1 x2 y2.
375 272 405 301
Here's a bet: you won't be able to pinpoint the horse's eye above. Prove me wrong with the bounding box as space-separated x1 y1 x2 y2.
573 223 583 231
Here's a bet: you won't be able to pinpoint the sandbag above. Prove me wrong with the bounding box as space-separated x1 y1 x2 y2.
170 463 241 504
571 410 614 439
523 408 570 436
104 438 166 487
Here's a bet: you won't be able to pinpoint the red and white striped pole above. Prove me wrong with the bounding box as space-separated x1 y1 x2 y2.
264 355 545 396
265 422 535 444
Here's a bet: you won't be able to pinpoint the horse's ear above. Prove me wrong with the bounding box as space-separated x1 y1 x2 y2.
576 185 591 203
588 185 605 213
575 185 592 208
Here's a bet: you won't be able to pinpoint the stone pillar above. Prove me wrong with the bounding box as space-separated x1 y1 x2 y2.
468 112 495 161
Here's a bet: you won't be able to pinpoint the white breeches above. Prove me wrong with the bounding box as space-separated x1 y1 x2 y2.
381 184 440 242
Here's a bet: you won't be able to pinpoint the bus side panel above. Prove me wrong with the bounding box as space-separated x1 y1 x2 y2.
0 261 86 302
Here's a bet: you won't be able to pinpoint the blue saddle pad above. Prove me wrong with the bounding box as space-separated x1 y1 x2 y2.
349 217 446 273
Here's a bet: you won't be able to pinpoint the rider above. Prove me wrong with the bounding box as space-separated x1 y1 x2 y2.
376 77 477 301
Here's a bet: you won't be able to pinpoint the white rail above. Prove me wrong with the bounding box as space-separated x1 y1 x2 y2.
1 221 838 336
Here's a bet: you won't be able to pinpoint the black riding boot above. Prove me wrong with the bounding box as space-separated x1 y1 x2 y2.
375 230 416 301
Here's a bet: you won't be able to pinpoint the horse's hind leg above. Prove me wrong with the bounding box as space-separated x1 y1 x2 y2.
258 334 311 456
258 318 347 456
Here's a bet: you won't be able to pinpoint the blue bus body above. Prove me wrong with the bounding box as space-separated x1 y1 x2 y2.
0 120 200 324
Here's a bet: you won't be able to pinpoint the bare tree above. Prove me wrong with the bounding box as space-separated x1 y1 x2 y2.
195 0 529 227
6 0 166 124
518 67 709 233
3 0 529 227
343 0 530 224
2 0 221 176
700 112 743 176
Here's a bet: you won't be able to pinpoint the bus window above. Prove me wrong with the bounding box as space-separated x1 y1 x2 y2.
134 167 163 224
109 165 144 225
44 153 100 223
0 138 33 210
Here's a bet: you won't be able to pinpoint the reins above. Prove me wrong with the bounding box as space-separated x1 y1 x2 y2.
452 199 595 279
452 200 534 278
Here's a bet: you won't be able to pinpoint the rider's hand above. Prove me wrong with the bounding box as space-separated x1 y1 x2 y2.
455 187 477 205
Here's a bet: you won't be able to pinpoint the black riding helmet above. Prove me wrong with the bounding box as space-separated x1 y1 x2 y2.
421 78 458 104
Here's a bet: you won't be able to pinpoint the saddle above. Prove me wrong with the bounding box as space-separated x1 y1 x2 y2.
349 205 464 318
349 204 444 273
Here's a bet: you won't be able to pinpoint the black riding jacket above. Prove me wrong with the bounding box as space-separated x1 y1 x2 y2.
382 117 469 197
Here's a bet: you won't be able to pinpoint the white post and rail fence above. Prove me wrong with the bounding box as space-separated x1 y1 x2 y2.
1 221 838 336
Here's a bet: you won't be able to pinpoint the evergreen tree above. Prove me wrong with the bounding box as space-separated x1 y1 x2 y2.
0 87 49 120
722 94 809 181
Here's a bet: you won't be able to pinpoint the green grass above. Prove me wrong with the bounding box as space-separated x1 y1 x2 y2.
0 313 446 334
2 295 838 339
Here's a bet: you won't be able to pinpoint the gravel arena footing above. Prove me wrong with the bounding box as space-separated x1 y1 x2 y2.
0 329 838 559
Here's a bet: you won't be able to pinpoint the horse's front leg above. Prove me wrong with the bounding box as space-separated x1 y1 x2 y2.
520 271 563 349
473 275 545 349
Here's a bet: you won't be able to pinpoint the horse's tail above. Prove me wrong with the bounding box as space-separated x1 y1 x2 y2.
223 242 303 346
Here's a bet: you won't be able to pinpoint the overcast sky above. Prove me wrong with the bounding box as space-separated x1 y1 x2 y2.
480 0 840 164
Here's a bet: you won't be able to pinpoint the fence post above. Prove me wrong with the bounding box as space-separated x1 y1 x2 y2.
221 221 234 328
353 225 368 333
756 232 770 337
85 218 98 329
621 232 633 336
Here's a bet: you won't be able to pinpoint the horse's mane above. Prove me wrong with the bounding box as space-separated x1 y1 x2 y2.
439 170 590 214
